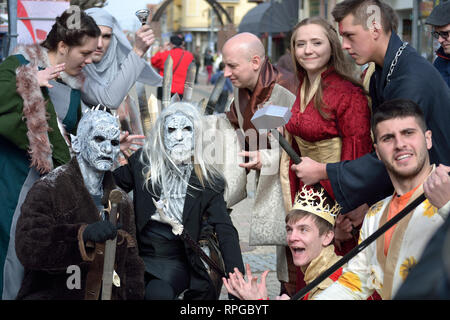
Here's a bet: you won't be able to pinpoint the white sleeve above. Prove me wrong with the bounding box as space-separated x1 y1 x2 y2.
438 200 450 220
313 219 377 300
82 51 146 109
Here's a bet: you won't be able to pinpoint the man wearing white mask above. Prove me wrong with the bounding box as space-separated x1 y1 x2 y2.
82 7 162 110
15 108 144 300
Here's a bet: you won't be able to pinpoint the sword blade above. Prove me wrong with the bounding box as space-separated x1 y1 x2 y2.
162 55 173 110
204 74 226 115
101 189 123 300
182 62 196 102
136 82 151 136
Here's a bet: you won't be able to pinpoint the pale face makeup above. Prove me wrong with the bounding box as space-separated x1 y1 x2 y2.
163 113 194 164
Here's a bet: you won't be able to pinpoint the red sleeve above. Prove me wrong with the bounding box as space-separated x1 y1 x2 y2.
336 86 373 161
150 51 165 70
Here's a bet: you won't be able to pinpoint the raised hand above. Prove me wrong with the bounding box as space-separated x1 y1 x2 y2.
37 63 65 88
424 164 450 209
119 131 145 158
133 25 155 57
223 264 269 300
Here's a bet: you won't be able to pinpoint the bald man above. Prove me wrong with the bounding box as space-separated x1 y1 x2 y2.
220 32 299 296
222 33 297 154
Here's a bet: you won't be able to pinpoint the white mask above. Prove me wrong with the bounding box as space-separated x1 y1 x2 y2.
163 113 194 165
77 116 121 172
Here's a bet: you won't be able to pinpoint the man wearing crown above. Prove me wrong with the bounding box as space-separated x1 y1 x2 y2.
14 108 144 299
313 99 449 300
222 186 343 300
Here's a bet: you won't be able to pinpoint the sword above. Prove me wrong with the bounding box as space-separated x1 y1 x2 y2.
152 199 226 278
162 55 173 110
204 74 226 115
147 93 160 130
101 189 123 300
182 62 197 102
136 82 152 136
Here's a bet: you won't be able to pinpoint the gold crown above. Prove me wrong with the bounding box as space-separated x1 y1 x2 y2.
291 186 341 226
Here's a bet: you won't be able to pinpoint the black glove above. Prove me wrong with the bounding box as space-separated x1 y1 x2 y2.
82 220 118 243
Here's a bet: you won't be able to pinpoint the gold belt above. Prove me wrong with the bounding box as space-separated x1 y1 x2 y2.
294 135 342 163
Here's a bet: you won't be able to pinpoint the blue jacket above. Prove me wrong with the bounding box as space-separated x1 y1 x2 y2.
434 47 450 87
327 32 450 213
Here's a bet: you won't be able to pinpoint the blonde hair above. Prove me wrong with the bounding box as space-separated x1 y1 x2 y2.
290 16 365 119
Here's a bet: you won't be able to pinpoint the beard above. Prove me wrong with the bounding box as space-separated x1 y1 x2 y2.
168 145 193 165
385 149 428 181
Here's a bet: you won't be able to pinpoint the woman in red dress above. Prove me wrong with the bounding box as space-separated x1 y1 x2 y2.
279 17 376 296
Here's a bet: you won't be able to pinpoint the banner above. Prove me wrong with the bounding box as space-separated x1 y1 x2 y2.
17 0 70 44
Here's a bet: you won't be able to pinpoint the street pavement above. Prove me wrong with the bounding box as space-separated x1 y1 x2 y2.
140 70 281 300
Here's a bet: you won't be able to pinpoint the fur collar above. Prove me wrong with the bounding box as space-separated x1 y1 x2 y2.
14 43 83 174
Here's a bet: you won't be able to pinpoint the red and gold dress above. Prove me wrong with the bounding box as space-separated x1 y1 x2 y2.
283 67 373 205
280 67 373 292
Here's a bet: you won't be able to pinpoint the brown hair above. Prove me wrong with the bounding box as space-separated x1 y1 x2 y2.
371 99 427 142
286 209 333 236
331 0 398 33
290 16 365 119
41 8 100 51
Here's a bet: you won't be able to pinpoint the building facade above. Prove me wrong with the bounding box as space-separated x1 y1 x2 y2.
151 0 257 56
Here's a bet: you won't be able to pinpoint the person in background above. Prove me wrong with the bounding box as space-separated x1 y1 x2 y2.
425 0 450 87
204 48 214 85
82 7 162 110
276 47 295 73
193 46 202 84
151 35 194 100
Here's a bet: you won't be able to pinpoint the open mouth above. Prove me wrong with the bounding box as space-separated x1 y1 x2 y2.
99 156 112 161
291 247 305 255
395 153 413 162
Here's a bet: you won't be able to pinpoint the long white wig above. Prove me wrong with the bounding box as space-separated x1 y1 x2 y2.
140 102 225 195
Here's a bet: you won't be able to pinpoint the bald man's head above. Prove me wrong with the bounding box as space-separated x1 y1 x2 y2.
225 32 266 60
222 33 266 91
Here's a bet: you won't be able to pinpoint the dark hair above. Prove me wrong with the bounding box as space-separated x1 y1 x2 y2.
290 16 366 119
41 8 100 51
170 35 183 47
285 210 333 236
371 99 427 141
218 61 225 71
332 0 398 33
